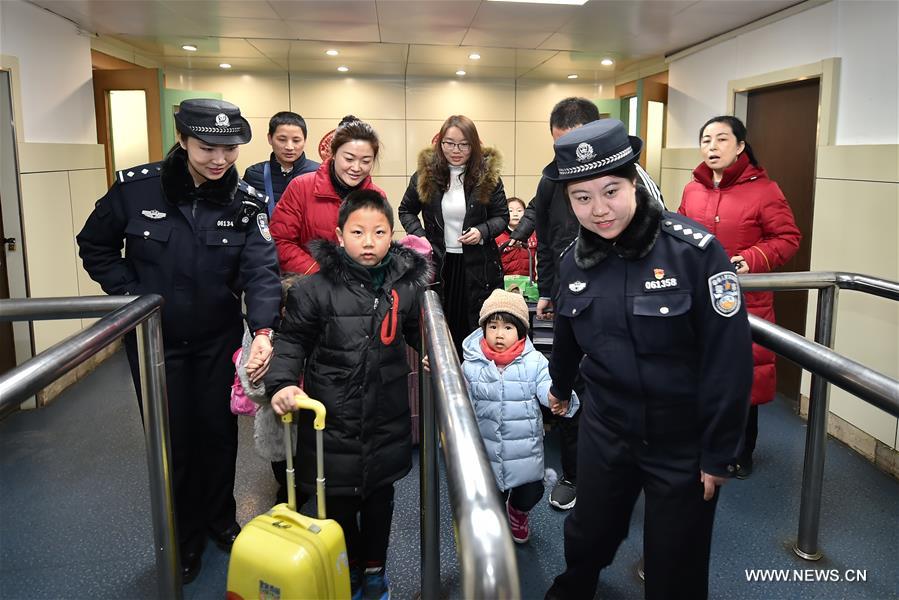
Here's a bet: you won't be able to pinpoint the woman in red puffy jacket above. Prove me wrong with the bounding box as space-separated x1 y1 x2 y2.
270 115 384 275
679 115 801 478
495 197 537 277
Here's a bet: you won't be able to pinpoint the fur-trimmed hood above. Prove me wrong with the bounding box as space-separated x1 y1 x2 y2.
308 239 433 290
415 146 502 206
574 186 662 270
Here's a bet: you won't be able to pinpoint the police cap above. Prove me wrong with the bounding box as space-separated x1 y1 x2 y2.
544 118 642 182
174 98 252 146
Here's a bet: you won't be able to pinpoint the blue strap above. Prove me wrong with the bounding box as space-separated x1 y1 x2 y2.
263 162 275 217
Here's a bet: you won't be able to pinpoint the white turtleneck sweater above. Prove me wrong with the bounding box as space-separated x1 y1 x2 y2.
442 165 466 254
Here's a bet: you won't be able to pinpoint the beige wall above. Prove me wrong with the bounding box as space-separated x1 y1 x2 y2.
164 70 613 231
17 143 107 353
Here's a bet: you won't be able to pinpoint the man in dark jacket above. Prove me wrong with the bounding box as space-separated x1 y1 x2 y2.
509 97 665 512
243 111 319 214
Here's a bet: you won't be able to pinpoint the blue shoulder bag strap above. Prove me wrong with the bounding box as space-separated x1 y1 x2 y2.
263 161 275 217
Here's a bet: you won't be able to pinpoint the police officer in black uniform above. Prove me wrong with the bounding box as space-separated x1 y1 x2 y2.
542 119 753 600
77 99 281 584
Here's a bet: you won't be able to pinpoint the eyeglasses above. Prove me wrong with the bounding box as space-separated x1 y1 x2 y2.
441 140 471 152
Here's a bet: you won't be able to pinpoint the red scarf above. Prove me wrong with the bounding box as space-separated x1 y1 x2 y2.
480 337 526 367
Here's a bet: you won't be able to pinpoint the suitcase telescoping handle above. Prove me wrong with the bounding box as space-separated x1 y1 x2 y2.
281 395 328 519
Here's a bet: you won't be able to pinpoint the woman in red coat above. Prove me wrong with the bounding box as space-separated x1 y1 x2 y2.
270 115 384 275
679 115 801 478
495 197 537 276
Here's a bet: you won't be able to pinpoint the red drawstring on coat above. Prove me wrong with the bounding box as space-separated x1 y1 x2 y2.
380 289 399 345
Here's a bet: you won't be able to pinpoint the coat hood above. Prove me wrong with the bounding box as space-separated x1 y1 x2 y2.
415 146 502 206
308 239 433 289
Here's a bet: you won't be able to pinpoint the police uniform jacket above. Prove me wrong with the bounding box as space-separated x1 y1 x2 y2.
76 148 281 342
548 188 753 477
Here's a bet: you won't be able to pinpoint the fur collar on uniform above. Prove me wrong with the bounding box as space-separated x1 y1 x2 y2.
160 146 239 206
574 186 662 269
415 146 502 205
308 239 433 290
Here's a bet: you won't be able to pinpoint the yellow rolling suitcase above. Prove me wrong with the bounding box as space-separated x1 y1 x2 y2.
226 396 351 600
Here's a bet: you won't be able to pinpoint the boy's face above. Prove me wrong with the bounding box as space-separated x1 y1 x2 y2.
336 207 392 267
484 316 520 352
268 124 306 167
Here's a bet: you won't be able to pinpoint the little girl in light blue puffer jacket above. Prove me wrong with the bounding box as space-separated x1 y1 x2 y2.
461 289 578 544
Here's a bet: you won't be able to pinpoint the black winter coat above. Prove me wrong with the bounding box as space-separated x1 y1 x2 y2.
398 147 508 308
265 241 431 496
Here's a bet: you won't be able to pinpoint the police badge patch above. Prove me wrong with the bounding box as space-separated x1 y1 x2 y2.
708 271 741 317
257 213 272 242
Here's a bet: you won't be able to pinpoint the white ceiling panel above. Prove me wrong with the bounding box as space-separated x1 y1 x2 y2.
162 56 285 72
284 20 382 43
406 63 517 80
379 26 468 46
375 0 480 27
33 0 807 78
469 1 578 32
462 28 555 49
160 0 282 20
268 1 379 24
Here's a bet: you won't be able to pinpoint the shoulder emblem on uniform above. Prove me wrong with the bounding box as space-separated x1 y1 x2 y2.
257 213 272 242
661 214 714 250
238 179 270 209
117 162 162 184
708 271 741 317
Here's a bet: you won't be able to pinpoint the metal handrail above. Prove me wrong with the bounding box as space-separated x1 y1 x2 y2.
418 290 520 599
748 315 898 416
0 295 180 599
740 271 899 562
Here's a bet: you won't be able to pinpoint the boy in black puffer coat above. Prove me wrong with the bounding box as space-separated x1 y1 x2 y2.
266 189 431 600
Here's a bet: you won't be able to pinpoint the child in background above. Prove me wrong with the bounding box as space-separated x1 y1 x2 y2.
231 273 308 506
461 289 578 543
266 189 431 600
495 197 537 276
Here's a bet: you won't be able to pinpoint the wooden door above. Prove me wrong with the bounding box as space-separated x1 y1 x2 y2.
92 68 163 185
745 79 820 403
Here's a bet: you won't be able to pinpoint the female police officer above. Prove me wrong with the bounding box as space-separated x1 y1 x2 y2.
542 119 753 600
77 99 281 583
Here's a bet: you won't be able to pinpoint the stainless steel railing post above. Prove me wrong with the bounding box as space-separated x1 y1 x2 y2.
793 285 838 561
419 315 441 599
137 311 181 598
420 291 519 599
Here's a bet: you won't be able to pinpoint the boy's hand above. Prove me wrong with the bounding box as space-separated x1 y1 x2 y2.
272 385 303 416
246 334 273 383
548 391 569 416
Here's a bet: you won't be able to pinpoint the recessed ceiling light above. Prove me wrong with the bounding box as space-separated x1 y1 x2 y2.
601 58 614 66
181 44 198 52
337 65 349 72
567 74 578 79
326 49 339 56
456 70 466 76
468 53 481 60
487 0 589 5
219 63 232 69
